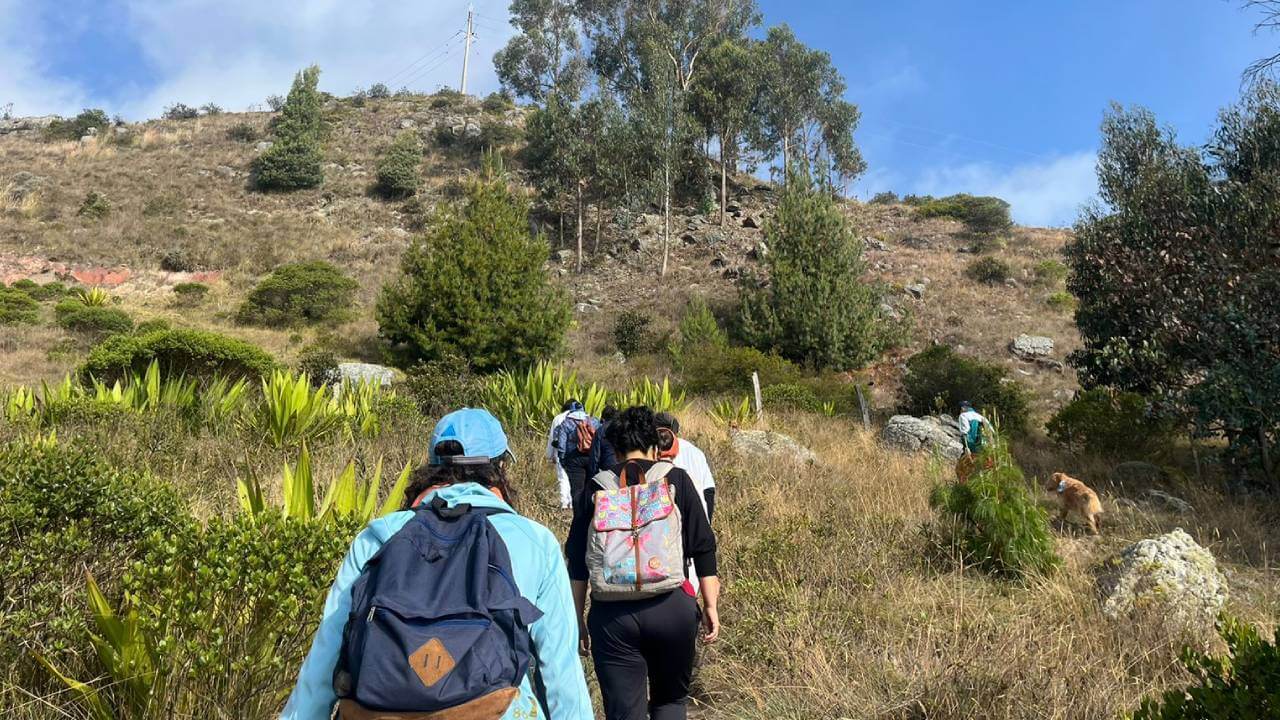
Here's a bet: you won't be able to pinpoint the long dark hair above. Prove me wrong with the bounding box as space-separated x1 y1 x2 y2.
401 439 517 510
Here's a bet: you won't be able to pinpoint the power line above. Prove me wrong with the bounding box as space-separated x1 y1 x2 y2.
399 38 467 89
383 30 464 87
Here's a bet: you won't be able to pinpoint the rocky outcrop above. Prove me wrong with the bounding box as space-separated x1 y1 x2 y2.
729 430 817 464
1009 334 1054 360
336 362 395 388
0 115 58 136
1096 529 1227 629
880 415 964 460
1140 489 1194 515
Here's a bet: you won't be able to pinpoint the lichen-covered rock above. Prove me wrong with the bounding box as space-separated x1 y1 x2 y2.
880 415 964 460
1009 334 1054 360
336 362 395 387
729 430 816 464
1140 489 1194 515
1096 529 1227 629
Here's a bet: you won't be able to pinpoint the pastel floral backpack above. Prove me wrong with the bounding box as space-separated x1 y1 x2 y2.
586 461 686 600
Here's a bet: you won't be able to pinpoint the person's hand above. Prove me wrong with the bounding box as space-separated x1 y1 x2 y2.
702 604 720 643
578 621 591 657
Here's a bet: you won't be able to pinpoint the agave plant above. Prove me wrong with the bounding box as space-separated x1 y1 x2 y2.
617 376 688 414
238 443 413 523
482 362 610 433
75 287 113 306
3 385 36 424
91 361 198 414
199 375 250 426
36 571 163 720
710 396 755 428
244 370 343 448
334 378 394 439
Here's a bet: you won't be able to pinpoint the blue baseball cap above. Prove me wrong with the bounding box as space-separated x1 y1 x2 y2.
428 408 513 465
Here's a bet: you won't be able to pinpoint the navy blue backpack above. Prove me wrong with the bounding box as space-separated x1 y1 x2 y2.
333 496 543 719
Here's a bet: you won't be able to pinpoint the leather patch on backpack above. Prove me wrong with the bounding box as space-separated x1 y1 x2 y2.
409 638 456 688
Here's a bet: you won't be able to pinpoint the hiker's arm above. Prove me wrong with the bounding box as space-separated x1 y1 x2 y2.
279 526 382 720
532 532 594 719
703 487 716 523
699 575 721 643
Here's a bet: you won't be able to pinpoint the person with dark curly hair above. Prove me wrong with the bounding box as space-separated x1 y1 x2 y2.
564 406 720 720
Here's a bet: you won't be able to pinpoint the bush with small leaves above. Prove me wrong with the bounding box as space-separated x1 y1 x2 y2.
367 83 391 99
44 108 109 141
916 193 1013 237
199 102 223 116
681 343 803 394
160 247 196 272
172 282 209 306
965 256 1013 285
163 103 200 120
374 131 423 198
133 318 172 335
402 355 485 419
1032 259 1068 285
869 191 899 205
55 299 133 336
266 94 285 111
1046 388 1174 456
237 261 358 327
252 139 324 191
77 191 111 220
762 383 822 413
613 310 654 358
295 345 340 387
226 122 259 142
79 328 278 385
1045 290 1077 312
30 281 68 301
0 287 40 325
900 344 1032 433
8 279 38 294
482 92 514 113
430 88 464 109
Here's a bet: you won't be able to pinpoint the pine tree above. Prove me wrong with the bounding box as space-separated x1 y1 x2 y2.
376 158 571 372
374 131 422 198
253 65 326 191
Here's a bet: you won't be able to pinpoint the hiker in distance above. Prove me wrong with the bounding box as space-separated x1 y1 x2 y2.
281 408 593 720
547 399 577 509
553 400 601 511
957 400 993 455
654 412 716 523
565 406 721 720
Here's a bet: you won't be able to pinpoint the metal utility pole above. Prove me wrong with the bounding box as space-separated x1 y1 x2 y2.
460 6 474 94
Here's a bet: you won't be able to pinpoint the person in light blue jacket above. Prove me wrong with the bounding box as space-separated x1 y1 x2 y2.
280 408 594 720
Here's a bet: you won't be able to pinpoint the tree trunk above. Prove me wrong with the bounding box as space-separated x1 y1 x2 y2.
594 202 603 254
1259 425 1276 486
719 138 728 229
575 183 584 274
661 167 671 277
558 212 563 249
782 135 790 185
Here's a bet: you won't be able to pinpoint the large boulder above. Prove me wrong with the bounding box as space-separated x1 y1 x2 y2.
1096 529 1227 629
336 362 395 388
880 415 964 460
729 430 817 464
1009 334 1054 360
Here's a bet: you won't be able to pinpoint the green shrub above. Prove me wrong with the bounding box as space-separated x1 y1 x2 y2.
160 247 196 272
965 256 1013 285
237 261 357 326
134 318 172 335
482 91 515 113
295 345 340 387
676 296 726 352
44 109 109 141
77 190 112 219
253 66 326 192
200 102 223 116
163 102 199 120
55 299 133 336
402 354 484 418
367 82 391 99
1046 388 1173 456
226 122 259 142
478 120 523 148
79 328 278 385
376 165 570 372
739 169 900 370
613 309 654 358
762 383 821 412
928 435 1059 579
1032 259 1068 285
25 281 68 301
0 287 40 325
900 344 1032 433
172 282 209 305
9 278 38 294
1132 616 1280 719
374 131 423 198
1045 291 1077 312
0 442 189 682
430 89 464 109
915 193 1013 236
682 343 803 394
869 191 899 205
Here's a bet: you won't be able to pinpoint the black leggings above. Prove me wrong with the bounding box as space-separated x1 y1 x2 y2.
563 452 593 511
588 590 700 720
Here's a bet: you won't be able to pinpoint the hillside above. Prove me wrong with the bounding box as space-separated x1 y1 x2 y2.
0 94 1078 417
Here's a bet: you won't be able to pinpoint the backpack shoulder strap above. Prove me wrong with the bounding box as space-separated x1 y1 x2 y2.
645 461 674 484
592 470 620 492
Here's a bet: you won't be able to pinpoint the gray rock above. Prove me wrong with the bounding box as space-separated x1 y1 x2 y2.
1112 461 1166 487
1096 529 1227 629
336 362 395 388
879 302 902 321
611 351 627 365
1141 489 1194 515
79 134 96 145
463 121 482 139
254 140 274 152
1009 334 1054 360
0 115 59 135
905 283 926 300
730 430 817 464
880 415 964 460
864 237 888 252
399 118 416 129
574 302 599 314
215 165 237 179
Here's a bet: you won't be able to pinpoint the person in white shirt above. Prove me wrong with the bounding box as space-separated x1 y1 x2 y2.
546 400 577 509
957 400 993 454
654 412 716 522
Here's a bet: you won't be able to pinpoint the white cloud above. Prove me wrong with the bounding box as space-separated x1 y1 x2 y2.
0 1 514 120
911 151 1098 227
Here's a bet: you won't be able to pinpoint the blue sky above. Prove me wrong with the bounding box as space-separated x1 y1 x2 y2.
1 1 1274 226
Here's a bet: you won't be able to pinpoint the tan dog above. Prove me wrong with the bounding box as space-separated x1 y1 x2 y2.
1044 472 1103 535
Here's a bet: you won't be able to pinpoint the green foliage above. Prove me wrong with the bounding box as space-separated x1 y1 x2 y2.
615 376 688 415
965 256 1013 285
0 286 40 325
482 362 609 433
915 193 1013 237
376 170 570 372
172 282 209 306
295 346 339 387
237 443 410 523
133 319 171 336
57 303 133 336
869 191 899 205
253 66 326 191
675 296 726 355
162 103 199 120
402 355 484 419
710 396 756 428
75 287 113 306
928 435 1060 579
44 109 110 141
1131 616 1280 719
159 247 195 272
374 131 423 198
493 0 587 102
430 88 465 109
738 170 896 370
1032 259 1068 285
900 345 1032 434
613 309 654 358
1068 90 1280 479
243 371 344 448
762 383 822 413
1045 290 1077 312
1047 388 1173 456
78 190 112 219
681 342 802 394
367 83 391 99
26 280 69 301
237 261 357 327
80 328 278 385
482 91 515 112
226 122 259 142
